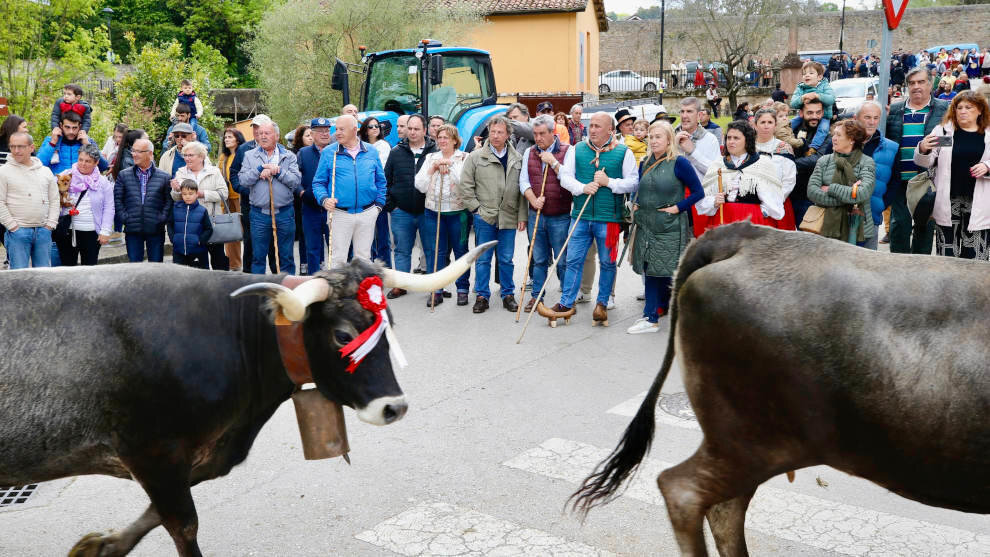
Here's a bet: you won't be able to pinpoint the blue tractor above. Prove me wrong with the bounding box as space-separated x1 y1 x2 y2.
331 40 508 149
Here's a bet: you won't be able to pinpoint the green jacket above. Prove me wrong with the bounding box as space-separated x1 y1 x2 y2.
807 152 877 239
632 158 691 277
460 140 526 229
790 79 837 118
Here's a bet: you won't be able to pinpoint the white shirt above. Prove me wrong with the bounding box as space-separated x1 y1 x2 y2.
518 143 562 195
756 138 797 197
490 144 508 159
373 140 390 168
70 192 96 232
559 140 639 196
414 150 467 212
676 126 721 182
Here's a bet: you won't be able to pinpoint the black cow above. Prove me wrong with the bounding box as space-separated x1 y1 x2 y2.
571 222 989 556
0 242 493 557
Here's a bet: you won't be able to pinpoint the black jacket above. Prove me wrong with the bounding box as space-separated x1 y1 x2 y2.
384 137 437 214
791 121 833 204
114 163 173 236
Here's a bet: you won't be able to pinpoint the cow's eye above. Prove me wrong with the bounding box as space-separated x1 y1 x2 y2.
333 330 354 346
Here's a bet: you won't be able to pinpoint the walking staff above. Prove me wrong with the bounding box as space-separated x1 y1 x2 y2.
430 172 442 312
268 178 280 273
326 151 338 266
515 165 549 322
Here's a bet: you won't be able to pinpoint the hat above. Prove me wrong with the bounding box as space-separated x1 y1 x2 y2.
251 114 273 127
310 117 332 128
536 101 554 113
615 108 635 127
650 105 677 124
171 122 194 134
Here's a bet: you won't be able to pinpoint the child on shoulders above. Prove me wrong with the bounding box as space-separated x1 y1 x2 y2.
170 79 204 127
788 61 835 154
625 119 649 163
50 83 92 140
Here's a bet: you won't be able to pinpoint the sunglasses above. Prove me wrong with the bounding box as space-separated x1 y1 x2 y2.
367 124 379 129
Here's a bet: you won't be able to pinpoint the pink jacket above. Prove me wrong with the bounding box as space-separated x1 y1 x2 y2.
914 123 990 231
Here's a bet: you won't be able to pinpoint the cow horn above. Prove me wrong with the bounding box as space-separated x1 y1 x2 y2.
383 240 497 292
230 279 330 322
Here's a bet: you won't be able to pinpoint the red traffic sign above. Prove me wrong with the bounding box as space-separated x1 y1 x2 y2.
883 0 909 30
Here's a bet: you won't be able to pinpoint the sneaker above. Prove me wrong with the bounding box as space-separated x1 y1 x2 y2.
576 293 591 304
627 319 660 335
607 295 616 310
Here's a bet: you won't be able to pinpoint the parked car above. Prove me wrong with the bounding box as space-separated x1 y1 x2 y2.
598 70 660 94
831 77 880 116
799 50 850 66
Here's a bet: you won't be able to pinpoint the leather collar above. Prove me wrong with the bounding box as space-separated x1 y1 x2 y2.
275 275 317 385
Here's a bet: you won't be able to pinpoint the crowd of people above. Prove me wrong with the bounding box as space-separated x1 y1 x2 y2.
0 64 988 334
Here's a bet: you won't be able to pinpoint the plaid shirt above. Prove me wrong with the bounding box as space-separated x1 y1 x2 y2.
136 164 152 203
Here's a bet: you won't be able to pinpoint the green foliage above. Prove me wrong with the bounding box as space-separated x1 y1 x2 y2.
0 0 113 141
247 0 487 131
108 35 231 150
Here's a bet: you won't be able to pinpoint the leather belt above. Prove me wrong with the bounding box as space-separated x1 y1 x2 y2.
336 202 375 212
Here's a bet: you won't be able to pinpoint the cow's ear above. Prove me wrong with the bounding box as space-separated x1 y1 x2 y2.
230 279 330 322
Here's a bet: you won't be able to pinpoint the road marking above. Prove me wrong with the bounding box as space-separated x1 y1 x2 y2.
355 501 614 556
606 391 700 430
503 438 990 556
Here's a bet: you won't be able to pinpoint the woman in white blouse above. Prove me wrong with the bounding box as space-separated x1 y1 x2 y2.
359 117 391 168
415 123 470 307
753 107 798 229
694 120 786 234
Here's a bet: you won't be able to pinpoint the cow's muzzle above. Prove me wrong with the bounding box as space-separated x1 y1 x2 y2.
356 395 408 425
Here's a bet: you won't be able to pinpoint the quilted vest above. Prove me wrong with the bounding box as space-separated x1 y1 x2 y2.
572 141 627 222
526 144 571 216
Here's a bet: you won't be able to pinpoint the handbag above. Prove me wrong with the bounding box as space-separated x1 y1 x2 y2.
208 196 243 244
53 189 87 245
799 204 826 234
906 163 937 221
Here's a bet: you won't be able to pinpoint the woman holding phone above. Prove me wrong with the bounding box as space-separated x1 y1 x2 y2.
915 90 990 260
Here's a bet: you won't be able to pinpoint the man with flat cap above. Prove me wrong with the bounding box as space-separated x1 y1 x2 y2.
296 117 332 274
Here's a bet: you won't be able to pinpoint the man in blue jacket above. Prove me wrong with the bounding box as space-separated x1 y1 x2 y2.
296 117 332 275
855 101 899 250
312 115 386 270
113 139 173 262
38 111 109 175
163 104 211 152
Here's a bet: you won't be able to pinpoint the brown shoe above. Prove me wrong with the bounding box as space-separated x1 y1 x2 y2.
387 288 407 299
524 298 536 313
551 303 572 314
592 302 609 327
472 296 489 313
502 295 519 312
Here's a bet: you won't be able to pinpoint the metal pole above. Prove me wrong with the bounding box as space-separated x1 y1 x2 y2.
838 0 846 54
659 0 666 104
878 22 893 130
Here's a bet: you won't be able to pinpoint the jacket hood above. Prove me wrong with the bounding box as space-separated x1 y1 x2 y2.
6 156 45 171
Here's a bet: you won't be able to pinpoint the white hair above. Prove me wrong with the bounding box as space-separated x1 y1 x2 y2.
181 141 209 159
856 101 883 116
531 115 556 134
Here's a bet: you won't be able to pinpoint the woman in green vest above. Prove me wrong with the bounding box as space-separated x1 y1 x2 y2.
627 120 704 335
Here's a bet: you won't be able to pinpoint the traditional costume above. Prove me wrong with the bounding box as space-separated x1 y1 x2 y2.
694 153 785 234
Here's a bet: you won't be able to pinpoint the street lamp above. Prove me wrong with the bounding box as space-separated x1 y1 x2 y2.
102 7 114 64
658 0 665 103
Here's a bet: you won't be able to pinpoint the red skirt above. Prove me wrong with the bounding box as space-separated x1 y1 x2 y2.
693 203 778 237
770 199 796 231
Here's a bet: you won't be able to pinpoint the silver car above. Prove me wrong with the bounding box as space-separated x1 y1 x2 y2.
831 77 880 116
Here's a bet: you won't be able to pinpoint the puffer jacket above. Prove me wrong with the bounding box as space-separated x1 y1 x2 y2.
37 136 108 175
861 131 899 225
459 140 526 229
167 201 213 255
807 152 878 239
384 137 437 214
170 164 229 217
885 97 949 145
114 163 173 236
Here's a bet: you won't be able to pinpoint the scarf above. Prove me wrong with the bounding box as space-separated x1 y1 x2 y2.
723 153 760 172
585 134 618 168
822 150 866 242
69 162 101 194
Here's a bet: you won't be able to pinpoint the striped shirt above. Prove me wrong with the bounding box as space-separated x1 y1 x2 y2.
899 106 929 182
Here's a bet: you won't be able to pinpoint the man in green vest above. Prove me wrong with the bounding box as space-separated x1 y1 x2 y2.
552 112 640 325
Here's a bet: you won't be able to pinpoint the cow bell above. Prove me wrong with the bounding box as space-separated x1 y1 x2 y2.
291 388 350 461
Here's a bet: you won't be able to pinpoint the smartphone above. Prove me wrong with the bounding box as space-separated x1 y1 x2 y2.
936 135 953 147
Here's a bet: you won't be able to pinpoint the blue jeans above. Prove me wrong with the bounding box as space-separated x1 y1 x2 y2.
391 208 428 273
371 209 391 268
643 275 672 323
423 209 470 293
250 205 296 274
473 214 516 299
125 232 165 263
5 226 52 269
560 220 616 307
527 210 569 301
300 203 328 275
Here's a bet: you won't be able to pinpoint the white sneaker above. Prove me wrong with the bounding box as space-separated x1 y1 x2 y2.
607 295 616 310
627 319 659 335
576 293 590 304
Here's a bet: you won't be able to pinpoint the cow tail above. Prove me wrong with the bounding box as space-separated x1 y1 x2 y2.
569 222 752 518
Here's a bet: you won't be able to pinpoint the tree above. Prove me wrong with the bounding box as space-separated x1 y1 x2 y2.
0 0 112 139
247 0 486 129
670 0 789 111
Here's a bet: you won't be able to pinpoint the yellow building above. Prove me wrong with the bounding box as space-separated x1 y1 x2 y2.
467 0 607 95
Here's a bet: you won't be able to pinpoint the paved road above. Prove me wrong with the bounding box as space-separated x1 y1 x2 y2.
0 233 985 556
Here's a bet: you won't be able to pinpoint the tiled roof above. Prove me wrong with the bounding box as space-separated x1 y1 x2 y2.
467 0 588 15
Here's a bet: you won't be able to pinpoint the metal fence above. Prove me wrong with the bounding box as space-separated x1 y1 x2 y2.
597 68 781 94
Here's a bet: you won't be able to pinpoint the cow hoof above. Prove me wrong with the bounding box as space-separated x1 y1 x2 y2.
593 320 609 327
68 533 105 557
548 319 557 328
564 317 571 325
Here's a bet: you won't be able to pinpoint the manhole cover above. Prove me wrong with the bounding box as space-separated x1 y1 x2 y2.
0 485 38 507
658 392 696 421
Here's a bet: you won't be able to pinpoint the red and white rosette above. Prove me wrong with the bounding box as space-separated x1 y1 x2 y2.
338 276 408 373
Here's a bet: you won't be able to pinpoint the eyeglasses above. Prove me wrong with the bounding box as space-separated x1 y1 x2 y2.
8 144 32 150
367 124 379 129
132 149 153 154
181 153 199 158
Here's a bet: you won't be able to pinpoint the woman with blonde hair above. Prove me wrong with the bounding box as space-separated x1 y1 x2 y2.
626 119 704 334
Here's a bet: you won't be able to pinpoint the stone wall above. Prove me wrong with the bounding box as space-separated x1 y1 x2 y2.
600 5 990 72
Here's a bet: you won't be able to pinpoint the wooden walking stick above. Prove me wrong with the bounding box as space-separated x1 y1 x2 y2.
717 168 724 225
267 178 280 274
515 164 549 322
516 193 593 344
326 151 338 268
430 171 443 313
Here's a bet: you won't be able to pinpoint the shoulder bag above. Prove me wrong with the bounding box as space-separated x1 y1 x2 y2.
208 196 243 244
53 189 87 245
799 205 826 234
907 153 938 222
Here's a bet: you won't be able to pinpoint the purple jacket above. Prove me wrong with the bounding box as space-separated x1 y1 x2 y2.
63 167 115 235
